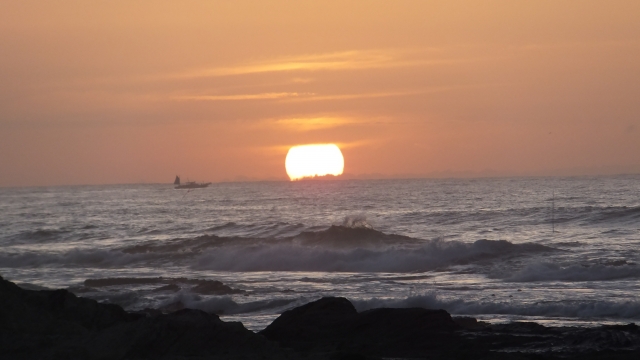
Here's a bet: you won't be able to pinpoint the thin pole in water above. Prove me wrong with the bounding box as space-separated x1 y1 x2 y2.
181 188 192 200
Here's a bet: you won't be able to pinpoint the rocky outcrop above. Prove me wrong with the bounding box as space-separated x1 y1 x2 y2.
0 276 285 359
3 275 640 360
84 309 283 359
261 297 640 359
260 296 471 358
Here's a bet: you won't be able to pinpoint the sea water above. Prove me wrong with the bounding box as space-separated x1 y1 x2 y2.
1 176 640 331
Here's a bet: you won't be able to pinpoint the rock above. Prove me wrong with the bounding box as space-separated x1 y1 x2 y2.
159 300 185 313
261 297 640 359
489 321 552 335
261 297 466 357
130 307 163 317
86 309 282 359
0 276 289 359
5 275 640 360
261 297 358 345
562 324 640 351
67 285 99 294
453 316 489 329
0 275 138 358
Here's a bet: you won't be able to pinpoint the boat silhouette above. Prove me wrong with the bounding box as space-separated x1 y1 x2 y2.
173 175 211 189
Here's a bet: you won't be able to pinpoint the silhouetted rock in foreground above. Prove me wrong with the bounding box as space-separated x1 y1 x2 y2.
3 276 640 359
261 296 473 358
261 297 640 359
0 276 284 359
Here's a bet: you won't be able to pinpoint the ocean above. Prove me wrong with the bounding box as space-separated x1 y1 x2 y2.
1 176 640 331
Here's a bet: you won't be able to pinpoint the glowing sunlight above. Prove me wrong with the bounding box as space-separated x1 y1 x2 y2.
285 144 344 181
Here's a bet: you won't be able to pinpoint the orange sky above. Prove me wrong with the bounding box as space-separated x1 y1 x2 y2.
1 1 639 186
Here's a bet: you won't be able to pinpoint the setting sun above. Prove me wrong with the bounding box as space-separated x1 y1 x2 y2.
285 144 345 181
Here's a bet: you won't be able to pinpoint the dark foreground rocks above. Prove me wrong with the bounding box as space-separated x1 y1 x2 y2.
2 275 640 359
260 297 640 359
260 297 465 358
0 276 288 359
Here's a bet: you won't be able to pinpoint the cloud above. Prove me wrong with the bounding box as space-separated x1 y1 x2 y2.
173 91 419 103
261 138 377 154
282 91 419 102
291 77 314 83
170 49 457 79
179 50 397 77
174 92 308 101
273 116 357 131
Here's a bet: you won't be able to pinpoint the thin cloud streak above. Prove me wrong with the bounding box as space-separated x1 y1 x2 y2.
272 116 359 131
265 138 378 154
169 49 483 79
175 92 309 101
173 84 503 104
282 84 504 103
282 91 420 102
173 91 413 102
182 50 398 78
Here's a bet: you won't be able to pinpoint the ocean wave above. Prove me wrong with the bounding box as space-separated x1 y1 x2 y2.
118 225 401 256
0 225 558 271
549 205 640 226
82 277 244 295
397 205 640 228
201 221 307 239
502 261 640 282
21 229 70 241
293 225 416 248
340 215 373 229
587 205 640 224
352 294 640 319
0 249 154 268
193 236 556 272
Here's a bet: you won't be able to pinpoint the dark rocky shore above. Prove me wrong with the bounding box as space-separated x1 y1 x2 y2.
2 276 640 360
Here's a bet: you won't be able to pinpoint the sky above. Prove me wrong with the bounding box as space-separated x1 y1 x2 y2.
1 1 639 186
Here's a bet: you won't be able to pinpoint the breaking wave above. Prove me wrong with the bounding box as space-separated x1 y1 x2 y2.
341 215 373 229
0 226 557 272
193 232 556 272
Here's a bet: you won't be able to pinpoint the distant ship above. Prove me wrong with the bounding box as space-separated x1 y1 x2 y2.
173 175 211 189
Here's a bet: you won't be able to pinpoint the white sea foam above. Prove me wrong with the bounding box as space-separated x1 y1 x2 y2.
341 215 373 229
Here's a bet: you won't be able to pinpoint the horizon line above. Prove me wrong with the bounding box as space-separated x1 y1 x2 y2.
2 172 640 189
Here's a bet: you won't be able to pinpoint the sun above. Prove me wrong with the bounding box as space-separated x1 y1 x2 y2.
285 144 344 181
